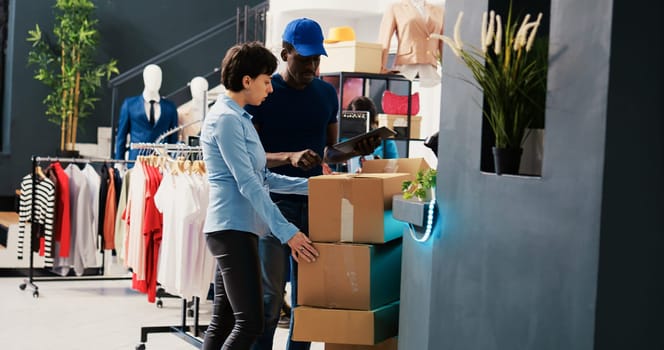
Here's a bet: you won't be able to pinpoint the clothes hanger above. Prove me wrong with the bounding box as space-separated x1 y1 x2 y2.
196 151 206 174
35 164 46 180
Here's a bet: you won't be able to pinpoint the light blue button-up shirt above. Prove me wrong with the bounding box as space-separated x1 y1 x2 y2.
201 94 308 243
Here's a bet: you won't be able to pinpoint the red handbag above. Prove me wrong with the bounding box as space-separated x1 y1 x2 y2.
381 90 420 115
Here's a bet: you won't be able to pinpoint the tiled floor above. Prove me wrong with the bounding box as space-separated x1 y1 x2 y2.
0 277 323 350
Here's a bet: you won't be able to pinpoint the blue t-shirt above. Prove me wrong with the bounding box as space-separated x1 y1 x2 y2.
245 74 338 178
374 139 399 159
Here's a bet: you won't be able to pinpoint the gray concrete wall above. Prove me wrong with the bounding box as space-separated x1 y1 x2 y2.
399 0 624 348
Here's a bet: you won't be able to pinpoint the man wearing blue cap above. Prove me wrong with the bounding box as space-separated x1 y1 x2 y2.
246 18 379 350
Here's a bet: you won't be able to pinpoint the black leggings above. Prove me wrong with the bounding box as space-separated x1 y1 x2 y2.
203 230 263 350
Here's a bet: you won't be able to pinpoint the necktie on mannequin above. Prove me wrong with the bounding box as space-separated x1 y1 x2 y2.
149 100 156 126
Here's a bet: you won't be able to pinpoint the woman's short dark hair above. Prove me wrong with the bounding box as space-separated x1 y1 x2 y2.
347 96 378 125
221 41 278 92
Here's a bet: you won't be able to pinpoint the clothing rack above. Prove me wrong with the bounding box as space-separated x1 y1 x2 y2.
129 143 208 349
19 156 134 298
131 142 206 308
130 142 202 151
154 120 202 144
137 296 206 350
131 142 203 160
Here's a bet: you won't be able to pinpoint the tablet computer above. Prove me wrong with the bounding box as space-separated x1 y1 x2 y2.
332 126 397 154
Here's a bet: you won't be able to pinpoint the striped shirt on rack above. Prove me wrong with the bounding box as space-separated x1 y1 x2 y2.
17 174 55 267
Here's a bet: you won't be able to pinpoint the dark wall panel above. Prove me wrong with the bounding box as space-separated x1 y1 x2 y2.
594 0 664 348
0 0 261 195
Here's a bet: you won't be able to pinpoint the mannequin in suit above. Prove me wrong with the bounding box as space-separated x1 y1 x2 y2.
177 76 210 142
114 64 179 161
378 0 445 87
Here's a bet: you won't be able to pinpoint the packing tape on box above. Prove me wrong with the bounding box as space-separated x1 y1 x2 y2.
383 159 399 173
340 177 354 242
341 199 354 242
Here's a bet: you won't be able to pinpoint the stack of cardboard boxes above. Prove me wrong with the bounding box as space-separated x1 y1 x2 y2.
293 159 430 349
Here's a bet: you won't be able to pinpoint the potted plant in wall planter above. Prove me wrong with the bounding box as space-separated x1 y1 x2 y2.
393 169 437 225
401 168 437 202
393 169 438 241
27 0 119 157
433 5 548 175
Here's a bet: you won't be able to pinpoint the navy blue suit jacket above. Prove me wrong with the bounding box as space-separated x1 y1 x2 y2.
114 95 179 161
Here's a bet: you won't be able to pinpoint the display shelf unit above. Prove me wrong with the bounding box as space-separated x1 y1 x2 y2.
319 71 422 158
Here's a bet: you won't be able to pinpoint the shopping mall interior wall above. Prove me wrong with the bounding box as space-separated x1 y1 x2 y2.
593 0 664 348
397 0 632 348
0 0 260 199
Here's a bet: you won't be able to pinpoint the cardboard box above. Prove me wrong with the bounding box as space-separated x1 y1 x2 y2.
325 337 398 350
320 41 382 74
309 173 410 243
362 158 431 182
377 114 422 139
292 302 400 345
298 240 402 310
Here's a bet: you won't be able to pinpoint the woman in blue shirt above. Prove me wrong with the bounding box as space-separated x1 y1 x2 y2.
200 42 319 350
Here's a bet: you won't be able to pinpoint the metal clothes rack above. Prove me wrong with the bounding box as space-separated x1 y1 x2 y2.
154 119 202 144
19 155 134 298
136 297 205 350
129 143 207 349
130 142 203 158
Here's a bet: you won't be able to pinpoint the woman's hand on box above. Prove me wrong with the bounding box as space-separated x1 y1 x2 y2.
288 232 319 263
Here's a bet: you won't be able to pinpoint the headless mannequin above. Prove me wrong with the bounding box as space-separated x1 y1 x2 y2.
378 0 444 87
178 76 210 141
114 64 179 161
143 64 162 124
190 77 209 112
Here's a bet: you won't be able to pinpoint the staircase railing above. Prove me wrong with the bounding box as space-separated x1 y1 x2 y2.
108 2 268 155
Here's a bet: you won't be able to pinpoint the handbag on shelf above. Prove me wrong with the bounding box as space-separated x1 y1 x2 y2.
381 90 420 115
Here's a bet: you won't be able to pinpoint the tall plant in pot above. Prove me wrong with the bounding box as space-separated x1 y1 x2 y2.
27 0 119 155
433 5 547 175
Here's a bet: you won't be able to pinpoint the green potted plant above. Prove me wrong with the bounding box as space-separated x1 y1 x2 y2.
393 168 437 231
433 5 547 175
27 0 119 155
402 168 437 201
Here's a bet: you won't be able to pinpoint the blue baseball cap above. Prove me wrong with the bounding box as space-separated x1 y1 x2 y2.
282 18 328 57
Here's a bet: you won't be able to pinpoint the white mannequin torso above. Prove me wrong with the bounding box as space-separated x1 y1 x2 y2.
178 76 210 140
189 77 209 114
